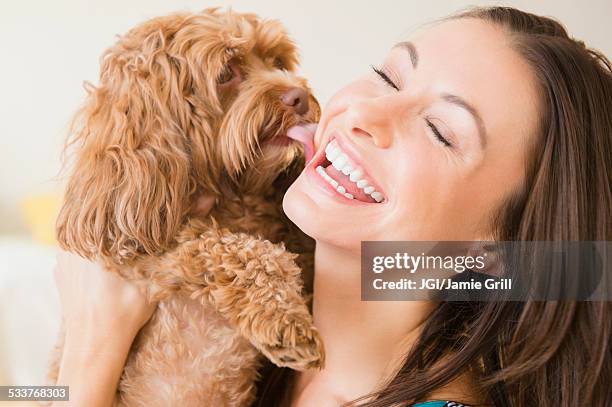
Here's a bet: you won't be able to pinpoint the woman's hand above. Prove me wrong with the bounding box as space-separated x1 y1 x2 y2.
54 250 156 337
52 251 157 407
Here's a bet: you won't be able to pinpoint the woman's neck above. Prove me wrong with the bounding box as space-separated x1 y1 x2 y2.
292 241 435 405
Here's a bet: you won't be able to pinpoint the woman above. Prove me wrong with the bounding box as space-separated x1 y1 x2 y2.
53 6 611 407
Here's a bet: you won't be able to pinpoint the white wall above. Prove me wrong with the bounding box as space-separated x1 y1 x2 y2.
1 0 610 234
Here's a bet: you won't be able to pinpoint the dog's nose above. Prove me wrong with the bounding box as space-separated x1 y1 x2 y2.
280 87 309 116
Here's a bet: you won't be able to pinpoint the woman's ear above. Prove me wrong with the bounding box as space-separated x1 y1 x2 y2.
56 29 194 264
466 241 502 276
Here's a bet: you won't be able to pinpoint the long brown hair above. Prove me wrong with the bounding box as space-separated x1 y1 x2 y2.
348 6 612 407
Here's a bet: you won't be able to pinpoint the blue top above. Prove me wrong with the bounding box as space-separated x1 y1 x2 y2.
413 402 466 407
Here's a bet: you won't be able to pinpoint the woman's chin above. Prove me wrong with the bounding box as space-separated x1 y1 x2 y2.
283 174 363 251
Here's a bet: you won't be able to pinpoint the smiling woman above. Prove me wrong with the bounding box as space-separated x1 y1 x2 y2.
273 6 611 407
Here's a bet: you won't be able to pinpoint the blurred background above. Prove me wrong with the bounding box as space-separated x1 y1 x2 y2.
0 0 610 400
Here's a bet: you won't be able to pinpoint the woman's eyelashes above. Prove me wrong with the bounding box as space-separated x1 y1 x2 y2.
371 65 400 90
426 119 452 147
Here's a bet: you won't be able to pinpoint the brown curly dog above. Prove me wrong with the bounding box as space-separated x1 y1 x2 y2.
49 8 324 406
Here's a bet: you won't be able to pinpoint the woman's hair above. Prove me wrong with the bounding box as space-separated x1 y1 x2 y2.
348 6 612 407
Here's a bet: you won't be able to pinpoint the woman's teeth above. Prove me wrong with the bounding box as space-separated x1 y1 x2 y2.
316 166 354 199
317 139 385 203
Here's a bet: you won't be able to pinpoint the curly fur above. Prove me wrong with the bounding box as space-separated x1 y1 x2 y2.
49 8 322 406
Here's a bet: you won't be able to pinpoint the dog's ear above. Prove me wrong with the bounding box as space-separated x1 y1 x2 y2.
56 24 195 264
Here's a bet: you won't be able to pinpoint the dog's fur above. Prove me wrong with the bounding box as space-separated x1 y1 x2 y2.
49 8 323 406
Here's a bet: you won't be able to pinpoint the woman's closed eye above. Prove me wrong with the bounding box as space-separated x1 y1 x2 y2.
426 119 452 147
372 65 399 91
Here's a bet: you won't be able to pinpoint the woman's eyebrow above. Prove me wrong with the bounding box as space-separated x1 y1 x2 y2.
393 41 418 68
442 93 487 149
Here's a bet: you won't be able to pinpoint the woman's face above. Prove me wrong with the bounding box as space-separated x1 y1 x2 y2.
284 18 540 250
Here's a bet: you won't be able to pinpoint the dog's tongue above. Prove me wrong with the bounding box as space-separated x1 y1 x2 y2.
287 124 317 163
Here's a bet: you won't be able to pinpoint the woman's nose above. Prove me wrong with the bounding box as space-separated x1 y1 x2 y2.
344 98 394 148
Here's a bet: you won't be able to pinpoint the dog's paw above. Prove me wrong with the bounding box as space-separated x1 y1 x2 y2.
256 314 325 371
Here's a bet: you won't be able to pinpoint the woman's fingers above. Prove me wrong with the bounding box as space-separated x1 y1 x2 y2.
54 250 157 335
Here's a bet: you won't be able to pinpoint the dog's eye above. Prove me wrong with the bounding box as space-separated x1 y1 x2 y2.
273 57 285 71
217 65 235 84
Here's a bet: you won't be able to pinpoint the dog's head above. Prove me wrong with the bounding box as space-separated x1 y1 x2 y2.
56 8 319 263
